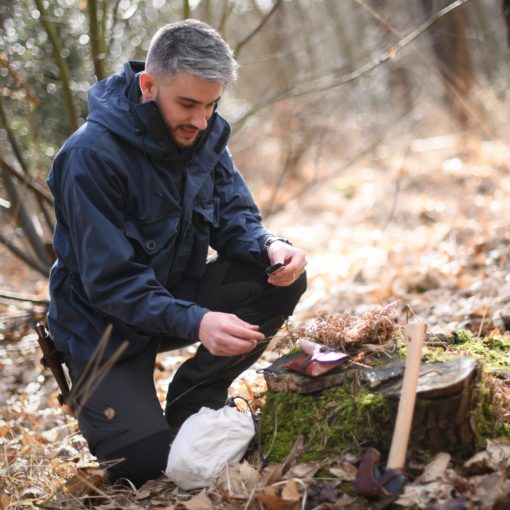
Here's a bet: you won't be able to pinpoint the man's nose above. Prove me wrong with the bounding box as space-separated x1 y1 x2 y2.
191 110 209 131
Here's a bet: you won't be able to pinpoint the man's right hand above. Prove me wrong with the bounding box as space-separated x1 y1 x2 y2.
198 311 265 356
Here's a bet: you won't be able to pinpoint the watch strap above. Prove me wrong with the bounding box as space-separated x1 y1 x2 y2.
261 235 293 251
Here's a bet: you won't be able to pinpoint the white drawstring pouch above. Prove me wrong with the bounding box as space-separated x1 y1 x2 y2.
165 405 256 490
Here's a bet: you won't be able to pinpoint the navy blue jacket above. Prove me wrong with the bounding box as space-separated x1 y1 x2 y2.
47 61 269 361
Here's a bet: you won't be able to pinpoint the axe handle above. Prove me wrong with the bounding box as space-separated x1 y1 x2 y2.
386 322 426 470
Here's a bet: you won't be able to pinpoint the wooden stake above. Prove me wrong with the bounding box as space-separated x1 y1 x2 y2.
386 322 426 469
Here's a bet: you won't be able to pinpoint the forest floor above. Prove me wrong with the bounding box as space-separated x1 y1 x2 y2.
1 133 509 509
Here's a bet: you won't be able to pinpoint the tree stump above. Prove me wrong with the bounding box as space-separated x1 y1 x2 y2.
261 354 483 461
377 356 481 455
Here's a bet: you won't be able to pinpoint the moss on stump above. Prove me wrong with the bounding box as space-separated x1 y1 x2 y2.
260 384 395 464
260 332 510 465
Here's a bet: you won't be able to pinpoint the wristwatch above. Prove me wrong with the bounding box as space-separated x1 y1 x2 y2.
262 235 293 251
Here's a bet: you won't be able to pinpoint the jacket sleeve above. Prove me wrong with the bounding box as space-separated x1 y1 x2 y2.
210 149 270 265
55 148 208 341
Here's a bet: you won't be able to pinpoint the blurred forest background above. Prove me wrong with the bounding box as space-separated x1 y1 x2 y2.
0 0 508 283
1 1 510 508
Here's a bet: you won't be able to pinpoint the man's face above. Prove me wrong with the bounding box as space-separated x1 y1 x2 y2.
140 71 223 147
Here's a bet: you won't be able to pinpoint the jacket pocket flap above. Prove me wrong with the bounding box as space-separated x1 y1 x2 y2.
125 215 179 255
193 198 219 227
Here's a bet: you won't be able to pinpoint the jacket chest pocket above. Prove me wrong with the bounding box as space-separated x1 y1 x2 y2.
125 214 180 260
192 198 219 228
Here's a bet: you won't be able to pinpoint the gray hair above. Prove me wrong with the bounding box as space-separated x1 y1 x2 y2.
146 19 238 84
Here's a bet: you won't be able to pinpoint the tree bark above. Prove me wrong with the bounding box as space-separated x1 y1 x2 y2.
87 0 107 81
420 0 478 130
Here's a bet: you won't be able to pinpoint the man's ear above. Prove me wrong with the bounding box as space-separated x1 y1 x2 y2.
140 71 157 102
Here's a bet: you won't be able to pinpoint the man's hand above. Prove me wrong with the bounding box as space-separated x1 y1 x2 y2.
267 241 307 287
198 311 265 356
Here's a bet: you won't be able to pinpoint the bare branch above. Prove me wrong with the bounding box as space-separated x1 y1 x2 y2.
263 110 416 218
0 94 29 175
356 0 489 135
234 0 282 57
218 0 234 34
183 0 191 19
233 0 472 130
1 165 52 267
0 54 39 107
0 95 53 235
0 158 53 206
201 0 212 24
105 0 122 61
34 0 78 132
0 230 50 276
0 289 49 305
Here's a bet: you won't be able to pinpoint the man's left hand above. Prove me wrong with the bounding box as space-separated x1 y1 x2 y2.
267 241 307 286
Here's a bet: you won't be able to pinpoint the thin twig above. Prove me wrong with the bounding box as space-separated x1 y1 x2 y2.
0 289 48 305
0 95 29 175
0 154 54 206
69 325 130 416
234 0 282 57
0 54 39 106
262 109 416 218
354 0 490 136
165 336 274 408
0 231 50 276
380 144 412 232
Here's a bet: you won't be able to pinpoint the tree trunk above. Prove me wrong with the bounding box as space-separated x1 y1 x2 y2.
420 0 478 130
87 0 107 81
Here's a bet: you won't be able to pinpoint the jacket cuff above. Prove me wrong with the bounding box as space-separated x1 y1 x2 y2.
166 300 209 342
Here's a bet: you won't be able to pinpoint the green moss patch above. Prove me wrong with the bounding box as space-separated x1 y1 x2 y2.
260 384 394 463
427 330 510 370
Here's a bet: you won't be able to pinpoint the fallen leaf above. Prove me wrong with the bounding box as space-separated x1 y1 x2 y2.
134 489 152 500
41 423 76 443
20 485 44 499
0 494 10 510
65 467 106 497
281 479 301 502
216 461 260 498
327 461 358 482
52 460 77 478
396 479 457 508
285 462 321 479
305 480 342 508
182 491 213 510
470 472 510 509
417 452 451 483
238 460 260 490
464 438 510 473
261 462 285 485
0 423 11 438
257 485 299 510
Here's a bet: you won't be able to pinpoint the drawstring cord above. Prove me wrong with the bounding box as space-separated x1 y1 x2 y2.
226 394 266 463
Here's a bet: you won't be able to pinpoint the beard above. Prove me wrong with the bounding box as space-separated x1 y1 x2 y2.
169 124 201 148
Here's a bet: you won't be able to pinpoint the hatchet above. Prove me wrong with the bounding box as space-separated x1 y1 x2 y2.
352 321 426 499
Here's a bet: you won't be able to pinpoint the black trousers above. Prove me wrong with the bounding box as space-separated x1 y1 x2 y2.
64 256 306 487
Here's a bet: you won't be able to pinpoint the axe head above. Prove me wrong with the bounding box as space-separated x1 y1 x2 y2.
352 448 407 499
